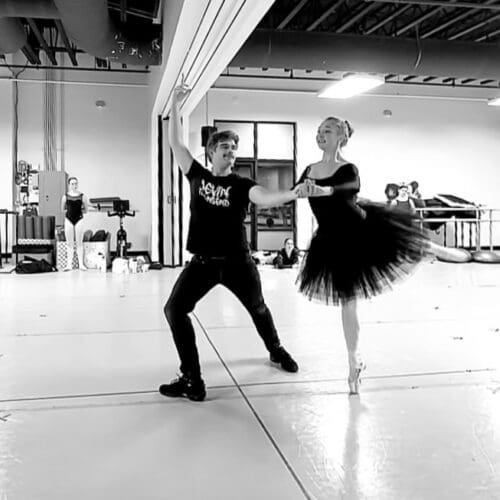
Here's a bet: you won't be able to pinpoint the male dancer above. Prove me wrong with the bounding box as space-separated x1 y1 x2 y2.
159 84 313 401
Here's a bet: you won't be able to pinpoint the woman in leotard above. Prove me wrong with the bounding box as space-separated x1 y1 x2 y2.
61 176 88 271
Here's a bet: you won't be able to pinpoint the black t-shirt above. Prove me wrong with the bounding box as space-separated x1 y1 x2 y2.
186 160 256 256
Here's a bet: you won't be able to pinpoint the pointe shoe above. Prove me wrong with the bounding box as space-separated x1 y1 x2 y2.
347 356 366 395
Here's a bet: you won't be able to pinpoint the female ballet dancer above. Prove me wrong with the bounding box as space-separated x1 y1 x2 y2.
297 117 429 394
61 176 88 271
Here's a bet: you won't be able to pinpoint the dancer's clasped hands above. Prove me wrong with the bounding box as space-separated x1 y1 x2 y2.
294 178 333 198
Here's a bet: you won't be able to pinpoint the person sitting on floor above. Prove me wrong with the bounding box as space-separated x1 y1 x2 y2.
273 238 300 268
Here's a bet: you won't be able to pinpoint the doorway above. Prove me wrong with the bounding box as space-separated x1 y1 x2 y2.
213 120 297 251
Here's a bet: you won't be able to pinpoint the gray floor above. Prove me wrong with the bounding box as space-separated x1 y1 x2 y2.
0 260 499 499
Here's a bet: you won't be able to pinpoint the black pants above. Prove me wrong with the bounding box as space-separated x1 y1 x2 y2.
164 254 281 379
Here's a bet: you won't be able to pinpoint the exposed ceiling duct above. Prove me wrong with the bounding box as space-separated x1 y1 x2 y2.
231 29 500 81
52 0 161 66
0 18 26 54
0 0 60 60
0 0 161 66
0 0 60 18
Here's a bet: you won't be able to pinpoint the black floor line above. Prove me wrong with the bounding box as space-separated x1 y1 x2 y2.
200 316 497 330
7 328 164 338
0 367 495 405
192 312 313 500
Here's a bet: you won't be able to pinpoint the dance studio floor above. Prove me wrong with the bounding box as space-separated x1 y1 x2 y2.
0 259 499 500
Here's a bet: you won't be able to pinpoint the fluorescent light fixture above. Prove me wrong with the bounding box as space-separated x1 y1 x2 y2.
318 74 385 99
487 97 500 106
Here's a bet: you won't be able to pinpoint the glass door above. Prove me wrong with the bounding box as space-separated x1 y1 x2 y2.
255 160 294 250
233 159 256 248
213 119 297 251
256 123 295 250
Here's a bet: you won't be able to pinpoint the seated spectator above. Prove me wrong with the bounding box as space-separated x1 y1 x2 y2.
273 238 300 268
384 183 399 205
390 184 416 213
409 180 426 208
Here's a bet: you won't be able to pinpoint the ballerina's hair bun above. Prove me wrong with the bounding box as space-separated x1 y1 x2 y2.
344 120 354 138
324 116 354 146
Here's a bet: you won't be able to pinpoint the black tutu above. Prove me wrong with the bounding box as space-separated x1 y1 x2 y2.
297 202 430 305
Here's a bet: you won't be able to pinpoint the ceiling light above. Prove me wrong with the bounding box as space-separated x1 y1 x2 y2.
318 74 385 99
487 97 500 106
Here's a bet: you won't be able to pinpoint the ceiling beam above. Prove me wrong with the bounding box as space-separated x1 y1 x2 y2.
120 0 127 23
363 0 500 11
26 18 57 65
107 2 155 20
422 0 498 38
394 6 443 36
276 0 309 29
306 0 346 31
422 8 477 38
0 63 148 73
364 5 411 34
475 25 500 41
448 11 500 39
336 2 380 33
54 19 78 66
51 47 84 53
21 44 41 65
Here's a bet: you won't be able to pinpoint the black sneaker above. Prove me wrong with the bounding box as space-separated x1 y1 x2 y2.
270 347 299 373
159 375 206 402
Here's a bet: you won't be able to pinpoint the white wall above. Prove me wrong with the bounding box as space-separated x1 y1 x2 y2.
1 79 151 252
60 83 151 251
190 89 500 248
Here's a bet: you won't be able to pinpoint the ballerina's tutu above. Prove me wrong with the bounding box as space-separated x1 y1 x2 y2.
297 201 430 305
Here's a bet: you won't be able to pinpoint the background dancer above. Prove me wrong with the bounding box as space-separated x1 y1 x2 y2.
61 176 88 271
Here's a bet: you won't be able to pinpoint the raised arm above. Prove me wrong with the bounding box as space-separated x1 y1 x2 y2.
168 85 195 175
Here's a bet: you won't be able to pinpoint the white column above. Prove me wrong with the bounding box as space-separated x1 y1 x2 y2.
149 0 275 262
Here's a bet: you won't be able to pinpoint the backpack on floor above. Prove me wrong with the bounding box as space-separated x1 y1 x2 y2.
90 230 108 242
15 256 56 274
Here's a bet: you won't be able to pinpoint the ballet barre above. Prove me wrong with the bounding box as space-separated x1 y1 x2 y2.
415 206 500 251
